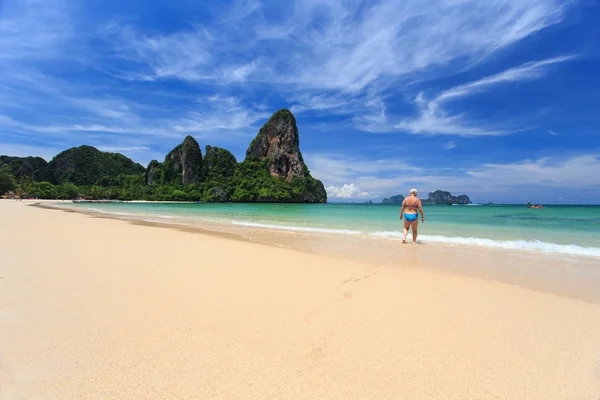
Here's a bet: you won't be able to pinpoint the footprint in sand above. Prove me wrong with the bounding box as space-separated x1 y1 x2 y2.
338 292 353 301
309 344 325 362
303 311 320 324
343 265 379 284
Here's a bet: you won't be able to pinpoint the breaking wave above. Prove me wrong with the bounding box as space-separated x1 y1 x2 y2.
87 208 133 216
370 231 600 257
231 221 362 235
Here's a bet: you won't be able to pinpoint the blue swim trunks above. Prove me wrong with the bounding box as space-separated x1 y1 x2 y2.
404 213 418 222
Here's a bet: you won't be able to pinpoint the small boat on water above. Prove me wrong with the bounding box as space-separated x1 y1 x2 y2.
526 202 544 209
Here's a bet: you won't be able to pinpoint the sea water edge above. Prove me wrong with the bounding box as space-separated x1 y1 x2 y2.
53 201 600 259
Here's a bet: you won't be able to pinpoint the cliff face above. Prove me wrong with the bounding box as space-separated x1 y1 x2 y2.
145 136 203 185
145 160 161 185
244 109 326 203
163 136 203 185
423 190 471 205
246 109 306 181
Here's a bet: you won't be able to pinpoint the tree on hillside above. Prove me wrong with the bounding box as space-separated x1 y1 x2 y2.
0 166 17 194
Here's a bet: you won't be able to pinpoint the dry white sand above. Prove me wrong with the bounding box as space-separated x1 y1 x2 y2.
1 200 600 399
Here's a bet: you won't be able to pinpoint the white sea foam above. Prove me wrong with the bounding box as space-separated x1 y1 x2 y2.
158 215 173 219
87 207 133 216
370 231 600 258
232 221 362 235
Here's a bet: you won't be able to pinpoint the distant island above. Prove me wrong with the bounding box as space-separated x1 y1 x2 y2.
0 110 327 203
382 190 471 205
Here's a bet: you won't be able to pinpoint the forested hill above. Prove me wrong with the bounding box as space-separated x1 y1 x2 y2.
0 109 327 203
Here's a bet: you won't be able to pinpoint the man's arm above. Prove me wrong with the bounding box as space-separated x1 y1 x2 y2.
418 200 425 222
399 200 405 220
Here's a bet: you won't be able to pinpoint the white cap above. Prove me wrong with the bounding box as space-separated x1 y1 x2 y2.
409 188 418 195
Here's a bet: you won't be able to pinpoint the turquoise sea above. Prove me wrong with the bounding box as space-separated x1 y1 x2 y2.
60 202 600 258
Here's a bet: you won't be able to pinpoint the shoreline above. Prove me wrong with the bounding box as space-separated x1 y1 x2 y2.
36 201 600 304
37 200 600 257
42 200 600 257
2 200 600 399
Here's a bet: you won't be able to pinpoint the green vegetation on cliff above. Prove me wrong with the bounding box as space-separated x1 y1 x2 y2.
0 110 327 203
0 156 52 182
49 146 145 186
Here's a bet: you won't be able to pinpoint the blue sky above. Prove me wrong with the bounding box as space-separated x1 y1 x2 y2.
1 0 599 203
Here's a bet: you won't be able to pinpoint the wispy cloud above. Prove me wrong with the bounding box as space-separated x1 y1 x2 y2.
393 56 574 136
174 95 271 136
444 141 457 150
394 95 510 136
547 130 560 136
304 153 416 186
467 155 600 189
102 0 566 93
98 146 150 152
435 56 576 104
0 0 72 61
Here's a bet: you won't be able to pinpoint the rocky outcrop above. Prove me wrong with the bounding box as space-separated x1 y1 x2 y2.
454 194 471 205
145 160 161 185
204 146 237 178
381 194 405 204
208 187 228 202
164 136 203 185
149 135 204 185
246 109 307 181
423 190 471 205
242 109 327 203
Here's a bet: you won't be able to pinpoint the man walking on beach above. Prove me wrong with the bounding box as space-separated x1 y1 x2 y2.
399 188 425 244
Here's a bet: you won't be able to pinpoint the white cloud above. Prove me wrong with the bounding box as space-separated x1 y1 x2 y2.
547 130 560 136
393 56 573 136
435 56 576 104
107 26 215 82
467 155 600 189
103 0 566 94
175 95 271 135
394 98 510 136
97 146 150 153
444 141 457 150
326 183 376 199
272 0 565 93
0 0 72 61
305 153 415 185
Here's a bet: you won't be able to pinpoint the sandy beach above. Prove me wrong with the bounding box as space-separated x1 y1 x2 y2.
1 200 600 399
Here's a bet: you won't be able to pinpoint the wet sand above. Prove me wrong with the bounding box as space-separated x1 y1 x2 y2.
1 200 600 399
